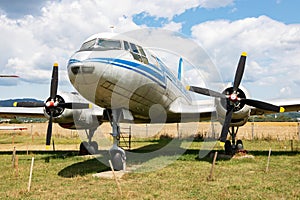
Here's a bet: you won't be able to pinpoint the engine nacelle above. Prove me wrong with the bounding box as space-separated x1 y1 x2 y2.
215 84 251 127
43 91 103 130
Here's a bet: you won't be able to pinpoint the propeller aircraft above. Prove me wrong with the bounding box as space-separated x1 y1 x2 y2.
1 32 300 170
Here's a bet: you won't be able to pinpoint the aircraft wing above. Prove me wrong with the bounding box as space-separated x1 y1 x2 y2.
168 99 216 122
0 107 45 118
0 126 27 130
250 98 300 115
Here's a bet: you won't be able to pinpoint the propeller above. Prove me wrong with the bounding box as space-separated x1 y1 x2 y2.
187 52 285 142
14 63 91 148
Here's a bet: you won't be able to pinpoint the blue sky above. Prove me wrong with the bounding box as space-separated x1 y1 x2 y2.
133 0 300 35
0 0 299 100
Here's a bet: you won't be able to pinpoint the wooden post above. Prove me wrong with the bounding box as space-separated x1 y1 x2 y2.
12 147 16 168
52 139 55 151
28 157 35 192
109 160 122 196
265 148 272 173
177 123 180 139
251 122 254 140
207 151 218 181
297 122 300 141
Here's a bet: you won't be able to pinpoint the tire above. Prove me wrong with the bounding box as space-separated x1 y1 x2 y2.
90 141 98 154
111 151 123 171
236 140 244 151
79 141 89 155
225 140 233 155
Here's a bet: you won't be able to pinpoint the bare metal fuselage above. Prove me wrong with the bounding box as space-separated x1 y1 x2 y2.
68 48 192 123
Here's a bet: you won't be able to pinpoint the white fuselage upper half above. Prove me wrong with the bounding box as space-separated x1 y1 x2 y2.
67 33 192 122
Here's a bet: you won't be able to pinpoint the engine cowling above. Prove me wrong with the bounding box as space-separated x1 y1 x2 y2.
215 85 251 127
43 91 103 130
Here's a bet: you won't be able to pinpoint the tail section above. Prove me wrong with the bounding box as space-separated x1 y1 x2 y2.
178 58 183 81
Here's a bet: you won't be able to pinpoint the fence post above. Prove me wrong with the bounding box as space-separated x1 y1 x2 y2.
28 157 35 192
251 122 255 140
297 121 300 141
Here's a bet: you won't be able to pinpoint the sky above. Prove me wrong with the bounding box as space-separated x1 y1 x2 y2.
0 0 299 101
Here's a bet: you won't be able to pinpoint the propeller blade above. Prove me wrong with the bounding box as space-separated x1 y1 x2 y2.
46 111 53 147
241 99 285 113
233 52 247 92
14 101 45 107
50 63 59 100
187 86 227 98
59 102 91 109
219 107 234 142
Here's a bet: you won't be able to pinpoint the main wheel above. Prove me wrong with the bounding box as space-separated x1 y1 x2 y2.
236 140 244 151
225 140 233 155
79 141 89 155
111 151 124 171
90 141 99 154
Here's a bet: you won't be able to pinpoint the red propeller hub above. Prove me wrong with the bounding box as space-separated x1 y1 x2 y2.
46 101 55 107
229 93 239 102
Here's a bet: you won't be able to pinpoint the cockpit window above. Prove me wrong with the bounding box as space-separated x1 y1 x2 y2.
97 39 121 50
130 43 139 54
80 39 97 50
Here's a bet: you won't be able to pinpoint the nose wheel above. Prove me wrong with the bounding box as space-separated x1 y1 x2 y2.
106 109 127 171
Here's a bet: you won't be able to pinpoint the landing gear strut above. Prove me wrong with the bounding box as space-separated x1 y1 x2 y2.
79 128 99 155
107 109 126 171
224 126 246 155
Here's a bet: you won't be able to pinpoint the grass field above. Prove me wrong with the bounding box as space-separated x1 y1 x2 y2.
0 122 299 199
0 141 299 199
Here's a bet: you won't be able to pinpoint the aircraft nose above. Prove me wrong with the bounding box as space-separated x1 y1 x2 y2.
68 61 100 85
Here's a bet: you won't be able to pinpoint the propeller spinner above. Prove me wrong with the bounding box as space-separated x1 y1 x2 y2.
187 52 285 142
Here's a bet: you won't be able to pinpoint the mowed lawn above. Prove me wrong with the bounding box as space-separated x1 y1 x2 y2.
0 139 299 200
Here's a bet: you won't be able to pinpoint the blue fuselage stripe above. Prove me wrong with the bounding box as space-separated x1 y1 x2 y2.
69 57 190 100
84 58 166 88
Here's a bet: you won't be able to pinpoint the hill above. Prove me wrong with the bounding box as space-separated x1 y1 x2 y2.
0 98 43 107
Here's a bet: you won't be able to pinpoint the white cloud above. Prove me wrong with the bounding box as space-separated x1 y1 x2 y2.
191 15 300 98
1 0 232 84
1 0 299 101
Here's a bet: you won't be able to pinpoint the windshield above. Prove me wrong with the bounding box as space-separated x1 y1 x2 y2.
80 39 96 50
97 39 121 50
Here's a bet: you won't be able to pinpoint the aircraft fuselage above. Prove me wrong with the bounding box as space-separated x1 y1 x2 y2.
67 33 192 122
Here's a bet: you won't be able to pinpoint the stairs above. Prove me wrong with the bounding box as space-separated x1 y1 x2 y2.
119 125 132 150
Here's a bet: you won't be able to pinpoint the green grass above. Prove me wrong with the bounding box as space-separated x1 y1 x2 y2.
0 139 299 199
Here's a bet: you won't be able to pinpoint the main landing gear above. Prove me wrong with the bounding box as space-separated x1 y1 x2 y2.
79 128 99 155
224 126 247 155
